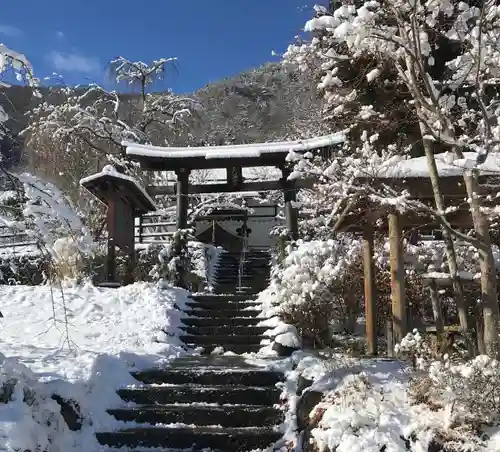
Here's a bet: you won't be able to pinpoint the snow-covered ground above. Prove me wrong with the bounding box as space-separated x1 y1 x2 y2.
0 281 191 451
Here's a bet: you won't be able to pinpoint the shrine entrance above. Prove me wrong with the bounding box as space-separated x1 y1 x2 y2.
81 132 346 285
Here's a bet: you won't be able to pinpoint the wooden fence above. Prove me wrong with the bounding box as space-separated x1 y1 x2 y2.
0 225 37 250
135 214 176 244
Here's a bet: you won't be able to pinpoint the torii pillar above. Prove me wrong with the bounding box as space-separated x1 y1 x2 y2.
281 166 299 241
388 212 406 348
176 168 190 230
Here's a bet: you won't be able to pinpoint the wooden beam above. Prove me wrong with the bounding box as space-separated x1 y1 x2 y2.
363 224 377 356
147 179 315 196
356 175 497 200
335 205 475 232
388 212 406 346
130 153 291 171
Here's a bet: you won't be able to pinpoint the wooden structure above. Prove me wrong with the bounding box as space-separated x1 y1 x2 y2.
124 132 346 242
80 168 156 285
336 165 500 356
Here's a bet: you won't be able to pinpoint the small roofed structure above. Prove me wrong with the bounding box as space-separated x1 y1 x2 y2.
334 152 500 357
80 165 156 286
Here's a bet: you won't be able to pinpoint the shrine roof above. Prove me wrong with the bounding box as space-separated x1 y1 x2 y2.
80 166 156 214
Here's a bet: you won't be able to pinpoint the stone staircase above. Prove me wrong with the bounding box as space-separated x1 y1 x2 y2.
96 249 286 451
213 249 271 295
180 293 267 354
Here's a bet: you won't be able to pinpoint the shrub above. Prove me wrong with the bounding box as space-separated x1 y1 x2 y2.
275 238 428 349
150 229 204 290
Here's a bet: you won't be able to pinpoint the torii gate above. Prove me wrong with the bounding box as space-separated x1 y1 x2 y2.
123 132 346 240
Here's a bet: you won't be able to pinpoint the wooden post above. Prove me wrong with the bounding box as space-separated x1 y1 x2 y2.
429 280 444 341
106 199 117 283
386 319 394 357
138 215 143 244
281 167 298 240
363 224 377 356
388 212 406 345
124 250 135 285
176 168 190 231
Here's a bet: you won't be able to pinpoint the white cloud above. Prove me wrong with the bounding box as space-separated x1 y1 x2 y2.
0 25 23 37
47 51 100 73
56 31 64 39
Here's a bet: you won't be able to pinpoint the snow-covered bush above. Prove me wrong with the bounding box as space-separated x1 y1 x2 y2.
150 229 202 290
274 238 362 347
411 355 500 432
135 240 220 290
272 236 428 348
21 174 94 255
396 330 436 371
52 237 84 280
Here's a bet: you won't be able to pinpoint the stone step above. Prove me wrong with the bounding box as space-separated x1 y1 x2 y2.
131 367 282 386
213 289 265 296
222 252 270 258
181 325 269 336
216 276 269 284
212 289 267 297
182 317 263 327
180 334 265 346
107 404 283 428
217 261 269 266
214 282 268 289
117 384 280 405
189 294 258 302
212 294 262 299
96 426 281 451
191 343 262 354
184 308 261 318
186 300 260 310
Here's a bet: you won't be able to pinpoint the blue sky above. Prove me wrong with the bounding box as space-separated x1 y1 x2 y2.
0 1 319 93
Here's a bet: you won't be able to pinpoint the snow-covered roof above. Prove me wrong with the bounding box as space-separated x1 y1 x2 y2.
124 132 347 160
80 166 156 210
377 152 500 178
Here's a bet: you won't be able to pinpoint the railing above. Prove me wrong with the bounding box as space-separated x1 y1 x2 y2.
237 230 249 292
135 214 176 244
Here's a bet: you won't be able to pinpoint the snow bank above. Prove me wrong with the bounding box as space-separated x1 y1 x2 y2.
0 281 191 451
0 281 188 380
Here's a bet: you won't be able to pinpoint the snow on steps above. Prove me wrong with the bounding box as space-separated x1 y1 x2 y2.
97 355 285 451
180 293 272 355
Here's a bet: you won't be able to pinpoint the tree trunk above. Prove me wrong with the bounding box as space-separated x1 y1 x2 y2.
429 280 444 343
420 132 476 355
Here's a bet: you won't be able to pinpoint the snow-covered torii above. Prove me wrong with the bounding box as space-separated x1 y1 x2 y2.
123 132 346 241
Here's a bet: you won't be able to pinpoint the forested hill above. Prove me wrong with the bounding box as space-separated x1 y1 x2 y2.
0 62 326 170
